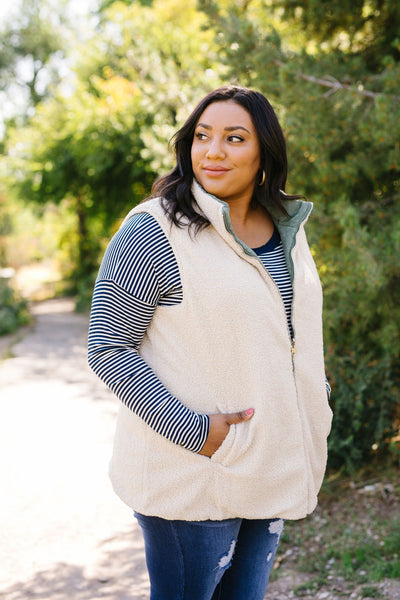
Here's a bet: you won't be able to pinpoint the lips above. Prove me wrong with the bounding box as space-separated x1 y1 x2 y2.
202 165 230 176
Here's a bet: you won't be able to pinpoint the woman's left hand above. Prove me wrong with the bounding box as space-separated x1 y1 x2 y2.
199 408 254 458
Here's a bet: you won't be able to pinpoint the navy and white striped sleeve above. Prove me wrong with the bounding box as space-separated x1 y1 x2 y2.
88 212 209 452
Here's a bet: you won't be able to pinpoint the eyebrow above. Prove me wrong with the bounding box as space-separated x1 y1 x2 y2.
196 122 250 134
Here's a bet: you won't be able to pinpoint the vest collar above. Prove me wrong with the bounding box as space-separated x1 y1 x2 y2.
191 178 313 262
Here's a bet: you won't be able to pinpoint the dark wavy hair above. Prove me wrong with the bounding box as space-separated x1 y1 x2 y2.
151 86 302 231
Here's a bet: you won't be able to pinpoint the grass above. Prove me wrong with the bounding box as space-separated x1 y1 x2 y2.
271 465 400 597
360 585 383 598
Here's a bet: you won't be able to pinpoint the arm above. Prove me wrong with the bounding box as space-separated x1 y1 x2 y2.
88 213 209 452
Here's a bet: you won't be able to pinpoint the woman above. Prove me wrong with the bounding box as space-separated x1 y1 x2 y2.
88 86 332 599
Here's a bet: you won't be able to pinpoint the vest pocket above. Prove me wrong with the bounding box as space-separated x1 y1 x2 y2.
210 424 237 466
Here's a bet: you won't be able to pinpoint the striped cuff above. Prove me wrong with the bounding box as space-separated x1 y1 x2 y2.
325 377 331 400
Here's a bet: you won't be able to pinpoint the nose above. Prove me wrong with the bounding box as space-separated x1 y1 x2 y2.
206 137 225 159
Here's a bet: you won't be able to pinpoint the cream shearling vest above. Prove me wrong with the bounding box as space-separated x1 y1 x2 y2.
109 181 333 521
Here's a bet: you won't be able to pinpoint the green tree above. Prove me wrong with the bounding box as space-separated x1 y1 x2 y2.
0 0 68 332
276 0 400 68
0 0 67 115
4 0 225 306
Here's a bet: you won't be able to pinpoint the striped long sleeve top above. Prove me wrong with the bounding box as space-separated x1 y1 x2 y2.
88 211 330 453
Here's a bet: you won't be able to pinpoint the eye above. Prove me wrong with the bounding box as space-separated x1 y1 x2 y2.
228 135 244 143
194 132 208 141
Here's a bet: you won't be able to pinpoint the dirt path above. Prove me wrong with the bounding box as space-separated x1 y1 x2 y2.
0 299 149 599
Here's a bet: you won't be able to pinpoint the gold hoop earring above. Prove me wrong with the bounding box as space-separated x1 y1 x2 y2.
258 170 266 186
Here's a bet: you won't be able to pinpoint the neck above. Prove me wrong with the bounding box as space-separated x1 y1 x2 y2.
228 199 254 227
228 202 275 248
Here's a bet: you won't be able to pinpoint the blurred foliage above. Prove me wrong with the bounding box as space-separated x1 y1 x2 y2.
0 0 67 111
275 0 400 68
0 280 30 336
1 0 399 470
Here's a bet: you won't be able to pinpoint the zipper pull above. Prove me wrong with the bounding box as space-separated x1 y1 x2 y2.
291 338 296 355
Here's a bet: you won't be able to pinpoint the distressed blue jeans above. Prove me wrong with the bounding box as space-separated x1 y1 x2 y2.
134 513 284 600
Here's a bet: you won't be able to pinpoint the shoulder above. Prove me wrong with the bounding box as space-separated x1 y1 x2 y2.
122 197 167 226
112 211 164 256
98 210 171 284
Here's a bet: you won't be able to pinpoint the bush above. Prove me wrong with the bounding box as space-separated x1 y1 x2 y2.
0 279 30 336
73 270 97 314
320 212 400 471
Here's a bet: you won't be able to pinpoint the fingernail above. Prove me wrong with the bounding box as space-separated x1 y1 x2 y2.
245 408 254 416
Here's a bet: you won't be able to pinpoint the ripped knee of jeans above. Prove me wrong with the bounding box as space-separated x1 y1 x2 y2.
214 538 237 585
268 518 284 542
217 539 236 570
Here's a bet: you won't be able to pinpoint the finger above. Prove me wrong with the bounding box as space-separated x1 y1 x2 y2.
225 408 254 425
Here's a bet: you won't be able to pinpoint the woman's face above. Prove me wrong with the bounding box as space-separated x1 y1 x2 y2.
191 100 261 207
